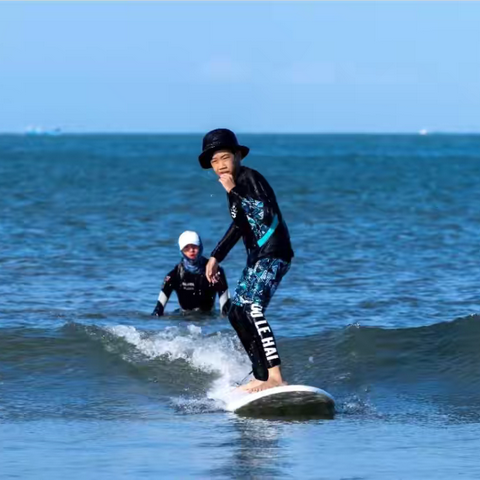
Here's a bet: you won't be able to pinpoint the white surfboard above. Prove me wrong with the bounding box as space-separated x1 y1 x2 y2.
225 385 335 417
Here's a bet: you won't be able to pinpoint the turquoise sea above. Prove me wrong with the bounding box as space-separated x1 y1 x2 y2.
1 134 480 479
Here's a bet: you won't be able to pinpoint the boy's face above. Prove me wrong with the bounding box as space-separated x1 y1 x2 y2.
182 244 200 260
210 149 239 177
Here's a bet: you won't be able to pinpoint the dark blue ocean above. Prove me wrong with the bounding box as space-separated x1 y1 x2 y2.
1 134 480 479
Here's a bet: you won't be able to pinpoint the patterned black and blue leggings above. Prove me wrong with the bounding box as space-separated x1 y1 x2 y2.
228 257 290 381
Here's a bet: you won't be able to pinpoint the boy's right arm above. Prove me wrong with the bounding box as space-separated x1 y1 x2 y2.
152 268 177 316
211 221 242 263
206 222 242 283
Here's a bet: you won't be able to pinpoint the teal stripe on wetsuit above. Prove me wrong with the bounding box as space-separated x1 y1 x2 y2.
257 215 279 247
240 196 279 248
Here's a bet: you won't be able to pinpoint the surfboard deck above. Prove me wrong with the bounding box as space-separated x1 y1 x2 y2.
225 385 335 418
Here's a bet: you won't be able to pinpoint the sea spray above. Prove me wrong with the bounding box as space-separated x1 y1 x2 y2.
106 324 251 411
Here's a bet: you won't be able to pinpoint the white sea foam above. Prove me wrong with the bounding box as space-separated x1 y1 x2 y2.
106 324 251 410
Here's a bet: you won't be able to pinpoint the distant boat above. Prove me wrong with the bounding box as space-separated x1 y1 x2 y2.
25 126 62 136
418 129 428 136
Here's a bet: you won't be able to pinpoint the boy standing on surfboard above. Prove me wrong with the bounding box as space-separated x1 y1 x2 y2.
199 129 294 392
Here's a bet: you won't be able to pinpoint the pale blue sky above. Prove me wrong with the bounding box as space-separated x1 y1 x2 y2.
1 2 479 133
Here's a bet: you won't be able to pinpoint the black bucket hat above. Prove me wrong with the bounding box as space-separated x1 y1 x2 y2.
198 128 249 169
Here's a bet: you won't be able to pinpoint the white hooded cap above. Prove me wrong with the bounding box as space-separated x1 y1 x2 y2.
178 231 201 251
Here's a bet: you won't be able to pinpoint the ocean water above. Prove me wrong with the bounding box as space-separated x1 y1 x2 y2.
1 134 480 479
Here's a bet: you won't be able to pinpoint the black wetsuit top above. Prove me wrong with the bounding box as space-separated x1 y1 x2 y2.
152 261 230 316
211 166 294 267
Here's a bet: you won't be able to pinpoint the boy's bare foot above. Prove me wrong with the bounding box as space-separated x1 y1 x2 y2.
248 378 287 393
236 378 263 392
247 366 287 393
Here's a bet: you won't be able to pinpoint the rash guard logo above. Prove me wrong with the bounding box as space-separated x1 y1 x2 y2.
230 204 238 219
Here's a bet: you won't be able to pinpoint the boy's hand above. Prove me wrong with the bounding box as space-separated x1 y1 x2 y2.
206 256 220 284
219 174 236 193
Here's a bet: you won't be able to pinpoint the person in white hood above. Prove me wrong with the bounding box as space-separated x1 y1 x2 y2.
152 231 231 316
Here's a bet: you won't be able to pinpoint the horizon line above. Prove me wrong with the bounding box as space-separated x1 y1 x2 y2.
1 130 479 136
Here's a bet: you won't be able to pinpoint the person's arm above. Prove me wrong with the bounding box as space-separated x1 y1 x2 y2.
151 268 177 316
210 221 242 263
215 266 231 316
206 222 242 283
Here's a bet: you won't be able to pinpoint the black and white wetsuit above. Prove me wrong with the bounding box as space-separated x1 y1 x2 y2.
211 166 294 381
152 261 230 316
